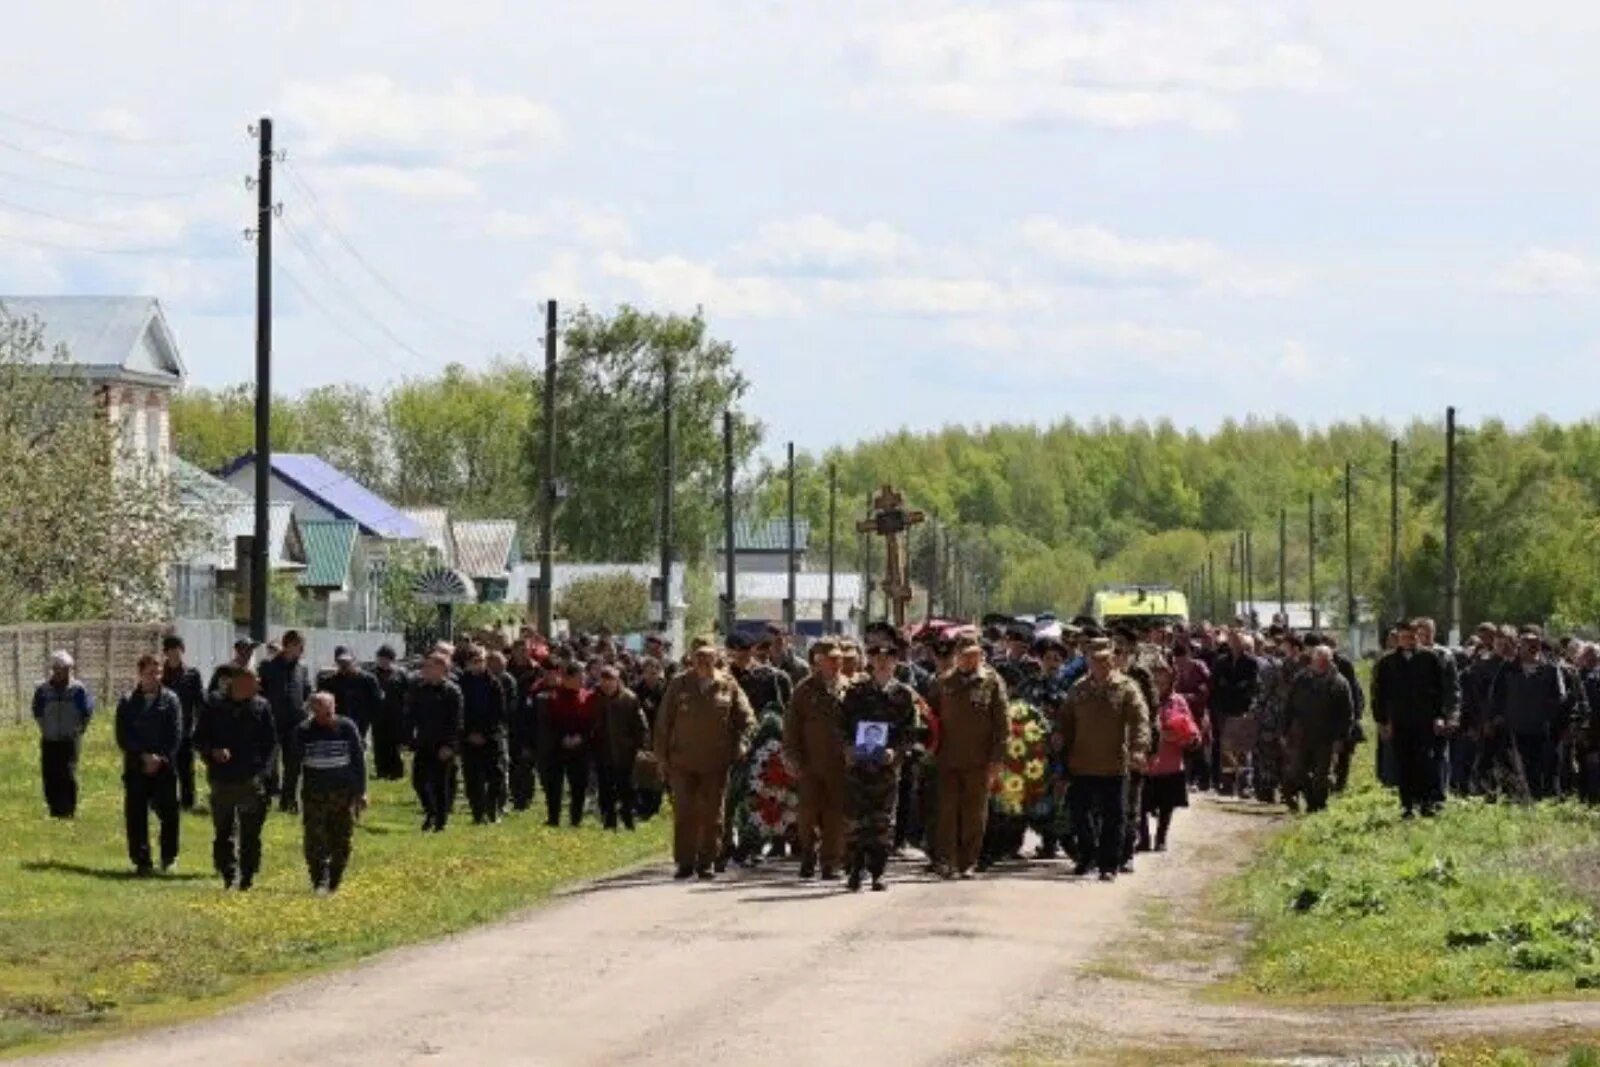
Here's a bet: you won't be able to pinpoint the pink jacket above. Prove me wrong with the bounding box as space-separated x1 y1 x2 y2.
1148 694 1200 777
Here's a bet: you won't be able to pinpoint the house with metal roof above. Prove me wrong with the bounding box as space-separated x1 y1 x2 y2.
714 518 811 575
451 520 521 603
294 520 381 629
1 295 186 473
402 507 457 565
217 453 425 542
172 458 306 620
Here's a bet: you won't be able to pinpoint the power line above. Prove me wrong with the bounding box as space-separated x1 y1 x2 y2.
0 107 211 147
0 164 237 200
280 160 512 347
275 258 424 372
0 223 186 257
0 133 233 182
0 190 170 233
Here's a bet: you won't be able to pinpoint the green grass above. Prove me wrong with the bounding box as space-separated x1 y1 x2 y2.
0 725 668 1054
1219 726 1600 1003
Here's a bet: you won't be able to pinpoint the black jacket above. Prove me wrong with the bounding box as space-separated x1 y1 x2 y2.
1211 651 1260 719
193 695 278 784
115 687 183 770
460 672 507 739
161 664 205 740
373 665 410 726
1372 648 1458 732
406 680 464 749
318 667 384 734
259 654 312 734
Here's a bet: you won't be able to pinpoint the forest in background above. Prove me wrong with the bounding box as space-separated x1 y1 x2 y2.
170 305 1600 634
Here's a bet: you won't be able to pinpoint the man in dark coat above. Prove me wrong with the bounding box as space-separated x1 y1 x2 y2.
1282 646 1356 813
317 646 384 753
406 653 464 832
1209 629 1260 795
370 644 410 780
1372 619 1458 817
116 655 183 875
160 635 206 811
258 631 312 812
194 667 277 889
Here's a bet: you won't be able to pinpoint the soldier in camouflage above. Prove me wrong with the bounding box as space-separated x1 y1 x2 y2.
840 640 923 891
1252 631 1306 804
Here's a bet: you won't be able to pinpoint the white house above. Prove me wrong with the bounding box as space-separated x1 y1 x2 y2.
0 295 185 473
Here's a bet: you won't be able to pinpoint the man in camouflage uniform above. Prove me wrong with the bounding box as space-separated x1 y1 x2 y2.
1251 631 1306 804
840 640 923 891
783 638 848 880
655 638 757 880
927 634 1009 879
1281 645 1356 813
1112 629 1160 864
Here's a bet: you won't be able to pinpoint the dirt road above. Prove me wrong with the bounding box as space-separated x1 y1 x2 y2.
19 803 1259 1067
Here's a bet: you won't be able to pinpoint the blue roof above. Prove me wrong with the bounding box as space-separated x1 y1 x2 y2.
218 453 423 540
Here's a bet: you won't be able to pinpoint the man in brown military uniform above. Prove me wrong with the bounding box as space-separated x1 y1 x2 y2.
928 634 1009 879
1055 639 1152 881
783 638 847 880
655 638 757 881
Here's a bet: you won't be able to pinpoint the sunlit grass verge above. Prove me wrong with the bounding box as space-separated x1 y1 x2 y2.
0 725 668 1054
1219 736 1600 1003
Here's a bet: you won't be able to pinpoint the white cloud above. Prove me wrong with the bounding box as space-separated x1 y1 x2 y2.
281 75 563 166
328 164 480 200
486 204 635 249
739 213 915 271
1492 246 1600 296
817 275 1051 315
597 252 807 318
1017 217 1294 295
853 3 1330 131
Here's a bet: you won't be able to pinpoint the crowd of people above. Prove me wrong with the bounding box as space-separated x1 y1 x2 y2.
27 608 1596 898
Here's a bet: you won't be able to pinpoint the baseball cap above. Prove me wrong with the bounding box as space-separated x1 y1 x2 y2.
333 646 355 663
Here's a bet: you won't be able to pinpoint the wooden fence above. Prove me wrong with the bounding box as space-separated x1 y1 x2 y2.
0 621 167 724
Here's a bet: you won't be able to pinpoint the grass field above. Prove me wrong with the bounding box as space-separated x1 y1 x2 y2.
0 723 669 1054
1219 731 1600 1003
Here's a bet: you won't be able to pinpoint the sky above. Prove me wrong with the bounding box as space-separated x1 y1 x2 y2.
3 1 1600 454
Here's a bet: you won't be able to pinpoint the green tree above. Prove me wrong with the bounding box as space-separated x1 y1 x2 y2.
555 573 651 634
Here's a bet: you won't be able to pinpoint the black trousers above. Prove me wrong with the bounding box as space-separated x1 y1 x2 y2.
413 747 458 828
124 765 180 868
372 712 406 779
462 738 506 821
40 737 81 817
541 748 590 826
596 762 636 829
1069 774 1127 875
1394 728 1445 812
175 739 197 809
210 778 268 882
508 740 538 811
269 724 303 806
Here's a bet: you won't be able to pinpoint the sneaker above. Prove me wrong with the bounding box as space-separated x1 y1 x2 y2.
161 859 179 874
957 868 975 881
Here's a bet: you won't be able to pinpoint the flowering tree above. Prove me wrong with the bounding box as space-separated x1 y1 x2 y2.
0 315 198 623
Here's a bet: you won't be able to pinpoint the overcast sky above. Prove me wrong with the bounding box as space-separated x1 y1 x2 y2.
3 1 1599 452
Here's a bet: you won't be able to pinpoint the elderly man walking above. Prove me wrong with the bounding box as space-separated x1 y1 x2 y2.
33 651 94 818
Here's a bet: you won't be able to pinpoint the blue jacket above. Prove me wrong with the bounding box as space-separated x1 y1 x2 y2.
33 679 94 741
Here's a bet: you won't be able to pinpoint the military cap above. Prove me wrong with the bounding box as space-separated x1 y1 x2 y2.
954 633 982 653
690 635 718 653
1087 638 1114 659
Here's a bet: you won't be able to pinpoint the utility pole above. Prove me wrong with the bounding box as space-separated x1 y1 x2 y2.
249 116 273 644
825 462 837 632
1308 492 1319 632
658 353 675 642
862 491 876 625
1345 459 1357 642
926 514 939 620
721 410 736 636
784 442 797 630
1244 529 1255 625
1278 507 1288 623
536 299 557 638
1207 551 1216 621
1390 438 1402 625
1226 541 1236 620
1444 407 1460 646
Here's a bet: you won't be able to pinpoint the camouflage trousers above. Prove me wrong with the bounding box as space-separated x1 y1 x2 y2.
302 789 357 889
845 765 900 876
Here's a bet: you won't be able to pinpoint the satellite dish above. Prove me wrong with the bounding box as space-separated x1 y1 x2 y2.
411 566 477 605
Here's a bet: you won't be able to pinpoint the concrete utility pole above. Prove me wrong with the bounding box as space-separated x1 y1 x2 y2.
537 299 558 638
1345 459 1357 644
250 116 274 644
1308 492 1320 632
825 462 836 632
1226 541 1235 620
658 353 675 640
1444 407 1460 646
1207 551 1216 621
1278 507 1288 623
1390 438 1402 624
1244 530 1255 624
784 442 797 630
721 410 736 636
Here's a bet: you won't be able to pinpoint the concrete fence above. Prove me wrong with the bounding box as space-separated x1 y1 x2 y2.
0 620 405 724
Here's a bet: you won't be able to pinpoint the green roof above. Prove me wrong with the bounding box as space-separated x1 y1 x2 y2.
298 520 358 589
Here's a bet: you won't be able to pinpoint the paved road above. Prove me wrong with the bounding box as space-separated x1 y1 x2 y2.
24 803 1251 1067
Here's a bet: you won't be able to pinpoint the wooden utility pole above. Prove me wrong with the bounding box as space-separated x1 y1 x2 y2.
1308 492 1320 632
784 442 797 629
249 116 273 643
721 410 736 636
824 462 836 632
537 299 557 637
658 353 675 639
1444 407 1460 645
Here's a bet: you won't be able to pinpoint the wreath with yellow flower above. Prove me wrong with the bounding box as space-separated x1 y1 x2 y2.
990 699 1051 815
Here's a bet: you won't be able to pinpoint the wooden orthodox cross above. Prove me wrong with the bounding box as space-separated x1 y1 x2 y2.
856 484 925 628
